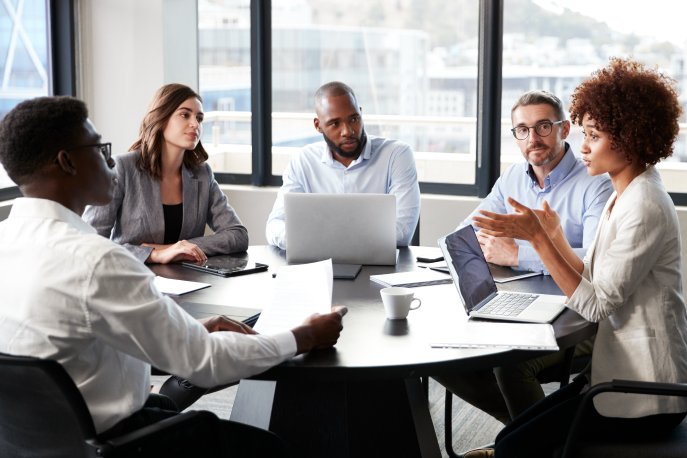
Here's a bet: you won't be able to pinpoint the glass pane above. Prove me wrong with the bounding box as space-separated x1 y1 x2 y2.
198 0 252 175
271 0 479 185
0 0 49 189
500 1 687 193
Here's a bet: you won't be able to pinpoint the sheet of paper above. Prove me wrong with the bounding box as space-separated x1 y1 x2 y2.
430 321 559 351
154 276 211 295
254 259 333 335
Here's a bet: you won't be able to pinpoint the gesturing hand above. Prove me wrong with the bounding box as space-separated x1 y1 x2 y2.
145 240 207 264
532 200 561 241
199 315 257 335
472 197 546 243
292 306 348 354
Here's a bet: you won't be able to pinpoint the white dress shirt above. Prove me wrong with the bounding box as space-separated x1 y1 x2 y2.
567 167 687 418
0 198 297 434
266 135 421 249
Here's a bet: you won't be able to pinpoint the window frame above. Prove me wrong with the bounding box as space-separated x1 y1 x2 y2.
0 0 75 200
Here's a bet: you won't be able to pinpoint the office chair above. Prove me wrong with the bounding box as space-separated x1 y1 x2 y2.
445 347 592 458
0 353 286 457
554 379 687 458
410 217 420 246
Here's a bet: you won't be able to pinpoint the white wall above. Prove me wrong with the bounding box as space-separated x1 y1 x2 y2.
77 0 198 156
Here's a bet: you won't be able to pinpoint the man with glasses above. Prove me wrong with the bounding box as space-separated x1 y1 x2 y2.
433 90 613 427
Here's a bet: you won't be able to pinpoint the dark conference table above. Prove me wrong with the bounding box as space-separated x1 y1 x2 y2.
150 246 597 458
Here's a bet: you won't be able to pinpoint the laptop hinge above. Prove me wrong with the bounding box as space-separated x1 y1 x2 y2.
471 291 499 313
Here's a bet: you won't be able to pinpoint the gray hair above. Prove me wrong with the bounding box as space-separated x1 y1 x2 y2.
314 81 357 109
511 90 565 122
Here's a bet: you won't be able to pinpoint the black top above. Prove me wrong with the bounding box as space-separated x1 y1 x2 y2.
162 203 183 245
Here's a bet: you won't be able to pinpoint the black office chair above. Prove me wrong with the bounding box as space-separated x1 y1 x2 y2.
410 217 420 246
444 347 592 458
553 379 687 458
0 353 284 458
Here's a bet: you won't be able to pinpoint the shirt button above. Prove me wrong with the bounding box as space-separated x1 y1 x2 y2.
553 184 557 187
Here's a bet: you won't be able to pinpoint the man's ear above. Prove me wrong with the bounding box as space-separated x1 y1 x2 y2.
314 117 322 133
54 150 78 176
560 120 571 140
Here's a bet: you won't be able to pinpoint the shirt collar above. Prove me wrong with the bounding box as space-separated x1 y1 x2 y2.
320 133 372 167
525 142 575 186
9 197 97 235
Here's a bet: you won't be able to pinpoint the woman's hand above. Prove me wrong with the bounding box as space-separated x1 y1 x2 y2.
472 197 547 244
144 241 207 264
532 201 562 241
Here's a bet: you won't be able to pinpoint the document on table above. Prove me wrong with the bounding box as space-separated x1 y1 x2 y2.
430 321 559 351
153 276 211 295
253 259 333 335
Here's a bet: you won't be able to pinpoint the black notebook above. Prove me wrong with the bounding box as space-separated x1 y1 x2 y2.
333 264 362 280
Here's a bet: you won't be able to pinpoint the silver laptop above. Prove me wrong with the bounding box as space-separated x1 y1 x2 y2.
285 193 397 265
438 226 566 324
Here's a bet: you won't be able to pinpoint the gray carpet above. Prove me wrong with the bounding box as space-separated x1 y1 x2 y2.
151 376 559 458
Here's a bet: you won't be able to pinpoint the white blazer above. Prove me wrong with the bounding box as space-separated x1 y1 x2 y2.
567 166 687 418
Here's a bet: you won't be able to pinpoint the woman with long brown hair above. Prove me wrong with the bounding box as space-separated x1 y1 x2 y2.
84 83 248 264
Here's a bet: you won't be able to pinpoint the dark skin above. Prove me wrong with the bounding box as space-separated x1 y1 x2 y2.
21 118 348 355
314 93 364 168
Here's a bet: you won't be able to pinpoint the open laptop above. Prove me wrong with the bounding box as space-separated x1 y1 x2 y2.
285 193 397 265
438 226 566 323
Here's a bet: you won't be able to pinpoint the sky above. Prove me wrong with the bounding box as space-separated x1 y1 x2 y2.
533 0 687 45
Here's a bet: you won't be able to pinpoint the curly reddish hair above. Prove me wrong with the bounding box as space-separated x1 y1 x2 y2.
569 57 683 166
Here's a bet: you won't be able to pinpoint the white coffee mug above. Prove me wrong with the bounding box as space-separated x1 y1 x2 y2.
380 287 422 319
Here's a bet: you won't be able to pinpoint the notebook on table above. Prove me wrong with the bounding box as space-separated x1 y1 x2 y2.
438 226 566 324
370 269 453 288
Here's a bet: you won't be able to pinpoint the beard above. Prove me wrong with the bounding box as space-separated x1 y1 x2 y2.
524 141 561 167
322 129 367 159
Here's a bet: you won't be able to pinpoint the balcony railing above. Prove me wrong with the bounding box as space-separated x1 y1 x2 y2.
202 111 687 193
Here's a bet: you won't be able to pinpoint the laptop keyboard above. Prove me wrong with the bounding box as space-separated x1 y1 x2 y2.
479 293 539 317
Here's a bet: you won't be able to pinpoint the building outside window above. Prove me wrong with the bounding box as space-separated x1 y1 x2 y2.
0 0 50 189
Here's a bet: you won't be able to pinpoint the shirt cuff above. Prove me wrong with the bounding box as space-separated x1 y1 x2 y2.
517 245 549 275
566 275 595 319
273 330 298 358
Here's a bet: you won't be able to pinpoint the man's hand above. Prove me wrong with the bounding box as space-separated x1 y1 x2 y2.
199 315 257 335
291 306 348 355
476 230 519 267
144 240 207 264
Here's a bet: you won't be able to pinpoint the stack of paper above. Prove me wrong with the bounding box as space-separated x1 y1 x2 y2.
370 270 453 288
153 276 211 295
254 259 333 335
430 321 558 351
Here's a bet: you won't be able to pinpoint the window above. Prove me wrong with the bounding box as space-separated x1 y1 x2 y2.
268 0 480 185
0 0 50 189
198 0 252 176
500 1 687 195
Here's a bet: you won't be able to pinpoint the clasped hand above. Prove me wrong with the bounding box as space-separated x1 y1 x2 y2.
472 197 561 244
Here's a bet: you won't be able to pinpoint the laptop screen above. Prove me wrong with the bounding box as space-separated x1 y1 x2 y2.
439 226 498 312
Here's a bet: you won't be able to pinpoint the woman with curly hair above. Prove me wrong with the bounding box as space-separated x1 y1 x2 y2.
464 58 687 458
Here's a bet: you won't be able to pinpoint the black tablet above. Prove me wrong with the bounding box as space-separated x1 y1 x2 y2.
182 255 268 277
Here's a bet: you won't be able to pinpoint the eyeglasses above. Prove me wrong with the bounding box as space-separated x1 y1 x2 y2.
511 121 563 140
54 143 112 163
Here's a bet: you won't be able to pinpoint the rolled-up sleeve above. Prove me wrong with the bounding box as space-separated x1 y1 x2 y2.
87 248 297 387
389 145 421 246
566 202 666 323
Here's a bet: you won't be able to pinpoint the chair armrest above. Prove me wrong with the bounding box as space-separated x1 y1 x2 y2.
560 380 687 458
87 410 228 457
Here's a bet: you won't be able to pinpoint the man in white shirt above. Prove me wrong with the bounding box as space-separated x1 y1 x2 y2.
266 81 421 249
0 96 346 447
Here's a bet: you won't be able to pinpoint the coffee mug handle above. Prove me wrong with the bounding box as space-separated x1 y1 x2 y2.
410 298 421 310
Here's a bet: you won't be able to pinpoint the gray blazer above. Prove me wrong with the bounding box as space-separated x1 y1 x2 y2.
83 151 249 263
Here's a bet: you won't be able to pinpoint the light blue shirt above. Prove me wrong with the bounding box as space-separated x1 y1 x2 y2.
461 143 614 274
266 135 421 249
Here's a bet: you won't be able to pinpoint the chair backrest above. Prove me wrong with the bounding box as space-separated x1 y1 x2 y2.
0 353 97 458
